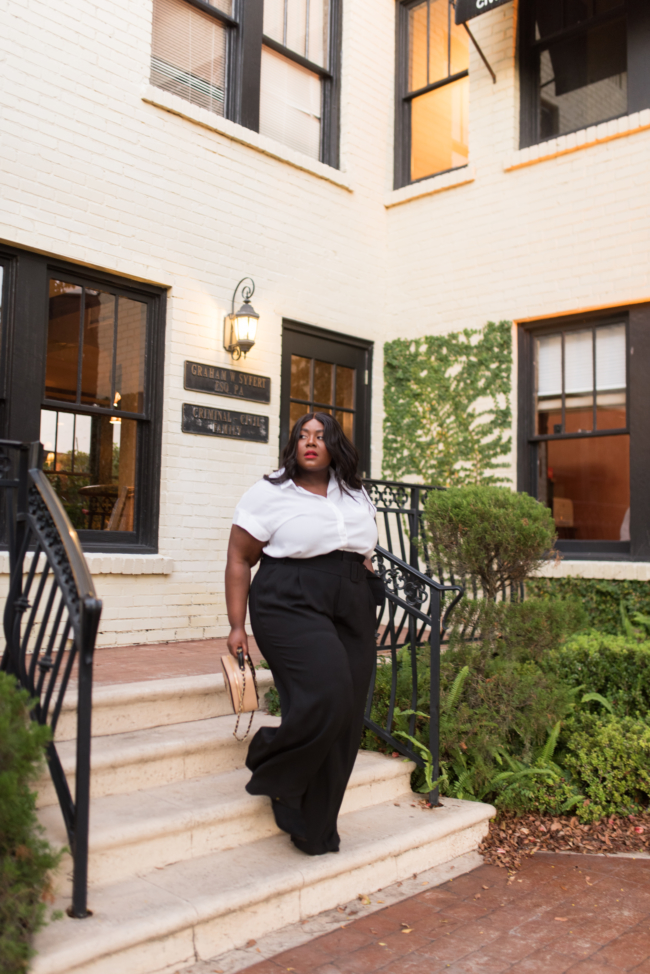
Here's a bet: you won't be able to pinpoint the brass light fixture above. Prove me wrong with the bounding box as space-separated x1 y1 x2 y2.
223 277 259 360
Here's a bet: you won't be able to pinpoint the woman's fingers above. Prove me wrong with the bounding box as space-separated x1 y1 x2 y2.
227 628 249 657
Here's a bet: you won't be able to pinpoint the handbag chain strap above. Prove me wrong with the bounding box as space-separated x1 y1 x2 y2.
232 650 258 742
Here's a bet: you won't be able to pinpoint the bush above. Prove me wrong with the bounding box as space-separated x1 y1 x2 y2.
546 631 650 717
0 673 62 973
563 713 650 821
424 486 556 600
528 576 650 636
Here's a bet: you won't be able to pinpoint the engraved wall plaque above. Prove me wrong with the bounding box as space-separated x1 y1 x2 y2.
182 403 269 442
184 361 271 404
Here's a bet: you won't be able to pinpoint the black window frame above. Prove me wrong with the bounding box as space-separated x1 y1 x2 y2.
519 0 650 149
280 319 373 477
151 0 342 168
0 243 166 555
394 0 470 190
518 303 650 560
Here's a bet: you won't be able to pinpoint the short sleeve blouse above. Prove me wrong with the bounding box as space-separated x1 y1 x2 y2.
233 470 378 559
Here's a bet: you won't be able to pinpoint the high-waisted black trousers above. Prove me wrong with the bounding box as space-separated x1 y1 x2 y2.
245 550 377 856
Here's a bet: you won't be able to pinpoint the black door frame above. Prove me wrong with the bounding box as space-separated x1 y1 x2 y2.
280 319 373 476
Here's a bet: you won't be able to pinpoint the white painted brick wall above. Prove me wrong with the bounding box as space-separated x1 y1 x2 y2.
1 0 648 647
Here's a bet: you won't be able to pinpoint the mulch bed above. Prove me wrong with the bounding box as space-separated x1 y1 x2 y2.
479 810 650 872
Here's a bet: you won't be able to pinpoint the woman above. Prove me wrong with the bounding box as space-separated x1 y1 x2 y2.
225 413 380 856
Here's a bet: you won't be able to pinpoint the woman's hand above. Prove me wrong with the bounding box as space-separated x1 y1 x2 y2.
225 525 266 658
363 556 375 574
227 626 249 658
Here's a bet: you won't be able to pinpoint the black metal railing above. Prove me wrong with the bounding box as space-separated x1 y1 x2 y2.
365 544 463 805
0 440 102 918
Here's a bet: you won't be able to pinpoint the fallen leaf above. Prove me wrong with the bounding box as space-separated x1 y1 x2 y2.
555 917 568 922
379 942 387 946
376 900 384 903
482 885 489 890
401 928 414 934
337 907 345 913
359 895 371 905
474 894 481 899
247 940 257 947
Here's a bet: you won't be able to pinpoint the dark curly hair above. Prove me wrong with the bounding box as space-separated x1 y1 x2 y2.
265 412 363 493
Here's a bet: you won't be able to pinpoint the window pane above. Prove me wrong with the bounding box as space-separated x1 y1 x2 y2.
307 0 328 68
290 401 310 430
259 46 321 159
538 19 627 139
540 434 629 541
449 9 469 76
116 297 146 414
596 323 625 390
335 410 353 441
264 0 285 44
41 409 138 532
81 290 115 408
290 355 311 401
313 360 333 405
536 334 562 395
151 0 228 117
596 391 626 430
45 280 82 403
335 365 354 409
264 0 328 66
564 329 593 394
408 2 428 92
410 75 468 181
428 0 449 82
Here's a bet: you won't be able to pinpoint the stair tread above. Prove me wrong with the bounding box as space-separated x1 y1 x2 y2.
33 796 493 974
61 670 275 713
54 712 281 772
39 751 414 850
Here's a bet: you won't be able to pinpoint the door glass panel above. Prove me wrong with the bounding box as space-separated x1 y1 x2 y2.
335 410 353 440
116 297 147 414
81 290 115 408
313 360 333 406
290 355 311 401
46 281 82 403
540 434 629 541
335 366 354 409
290 400 310 429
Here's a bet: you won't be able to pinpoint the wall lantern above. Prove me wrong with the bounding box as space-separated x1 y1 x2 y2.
223 277 259 360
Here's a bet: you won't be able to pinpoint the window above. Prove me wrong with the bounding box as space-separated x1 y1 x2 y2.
518 306 650 560
0 245 166 553
150 0 342 166
395 0 470 188
519 0 650 148
281 320 372 476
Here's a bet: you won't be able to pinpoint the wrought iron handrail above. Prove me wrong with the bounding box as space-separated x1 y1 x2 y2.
0 440 102 918
365 544 463 805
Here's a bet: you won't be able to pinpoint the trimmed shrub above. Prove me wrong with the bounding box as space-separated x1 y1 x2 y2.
0 673 62 974
424 486 556 600
528 576 650 636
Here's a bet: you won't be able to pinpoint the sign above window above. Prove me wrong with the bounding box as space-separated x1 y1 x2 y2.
455 0 512 25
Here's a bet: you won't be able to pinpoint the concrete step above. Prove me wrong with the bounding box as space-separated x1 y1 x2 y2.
55 671 275 741
38 712 280 808
40 751 416 888
32 794 494 974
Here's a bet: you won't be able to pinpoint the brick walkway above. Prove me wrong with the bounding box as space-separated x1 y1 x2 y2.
242 853 650 974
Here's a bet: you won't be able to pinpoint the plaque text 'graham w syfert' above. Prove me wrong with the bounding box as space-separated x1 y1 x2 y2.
184 360 271 404
182 403 269 443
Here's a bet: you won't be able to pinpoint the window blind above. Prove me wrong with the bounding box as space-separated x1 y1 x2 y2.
259 46 322 159
263 0 329 67
151 0 230 116
537 334 562 396
564 329 593 394
596 323 626 390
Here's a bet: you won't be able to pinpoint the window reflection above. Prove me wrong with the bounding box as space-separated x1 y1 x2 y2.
289 355 355 440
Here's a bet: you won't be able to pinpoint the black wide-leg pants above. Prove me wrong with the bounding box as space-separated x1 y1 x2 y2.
246 550 377 856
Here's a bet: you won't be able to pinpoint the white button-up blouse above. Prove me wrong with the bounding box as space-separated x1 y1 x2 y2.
233 470 378 559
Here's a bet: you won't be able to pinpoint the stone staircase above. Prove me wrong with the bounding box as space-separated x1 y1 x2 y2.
33 670 494 974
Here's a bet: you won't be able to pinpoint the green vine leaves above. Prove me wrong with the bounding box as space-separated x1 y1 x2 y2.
383 320 513 487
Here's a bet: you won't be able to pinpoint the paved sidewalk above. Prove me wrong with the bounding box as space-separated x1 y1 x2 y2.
222 853 650 974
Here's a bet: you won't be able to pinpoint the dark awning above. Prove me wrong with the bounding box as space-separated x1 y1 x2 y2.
455 0 512 25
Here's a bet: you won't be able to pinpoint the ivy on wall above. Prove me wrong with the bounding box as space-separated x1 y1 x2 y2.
383 320 513 487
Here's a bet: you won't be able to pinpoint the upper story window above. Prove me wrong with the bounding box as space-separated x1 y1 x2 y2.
150 0 341 167
395 0 470 188
519 0 650 148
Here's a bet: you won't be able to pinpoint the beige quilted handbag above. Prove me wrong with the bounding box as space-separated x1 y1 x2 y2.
221 650 259 741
